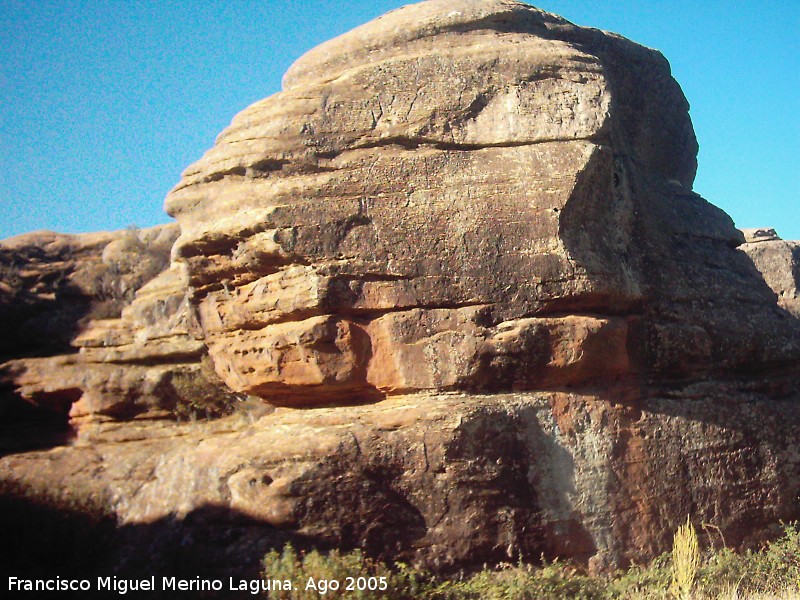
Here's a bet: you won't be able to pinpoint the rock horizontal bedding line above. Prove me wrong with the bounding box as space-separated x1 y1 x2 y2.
1 0 799 580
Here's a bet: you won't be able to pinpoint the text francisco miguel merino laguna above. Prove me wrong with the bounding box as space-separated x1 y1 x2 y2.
8 575 309 595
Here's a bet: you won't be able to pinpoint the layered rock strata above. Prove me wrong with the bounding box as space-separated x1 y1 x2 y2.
3 389 799 576
0 226 174 359
0 225 233 440
2 0 800 578
165 0 800 405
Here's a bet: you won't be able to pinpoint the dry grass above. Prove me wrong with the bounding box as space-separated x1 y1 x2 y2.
671 517 701 599
260 522 800 599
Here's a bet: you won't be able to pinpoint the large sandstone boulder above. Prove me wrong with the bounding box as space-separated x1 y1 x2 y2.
2 0 800 581
3 388 800 578
165 0 800 406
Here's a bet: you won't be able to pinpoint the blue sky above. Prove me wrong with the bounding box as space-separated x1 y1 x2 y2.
1 1 798 241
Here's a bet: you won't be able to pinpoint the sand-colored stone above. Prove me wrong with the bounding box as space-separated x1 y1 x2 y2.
3 390 799 575
2 0 800 580
741 235 800 318
1 225 235 429
164 0 798 406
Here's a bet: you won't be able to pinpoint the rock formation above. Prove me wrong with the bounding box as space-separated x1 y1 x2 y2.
2 0 800 582
0 226 173 358
741 230 800 318
0 224 235 446
165 0 798 405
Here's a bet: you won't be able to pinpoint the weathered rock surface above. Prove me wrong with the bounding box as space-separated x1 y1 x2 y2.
3 388 800 579
165 0 799 406
0 224 235 442
2 0 800 581
742 227 781 243
0 226 175 359
741 231 800 318
0 226 172 433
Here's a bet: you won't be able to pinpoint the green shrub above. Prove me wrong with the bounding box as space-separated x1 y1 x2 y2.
167 356 239 421
434 561 608 600
697 523 800 598
85 225 173 318
607 553 672 599
261 544 433 599
260 523 800 599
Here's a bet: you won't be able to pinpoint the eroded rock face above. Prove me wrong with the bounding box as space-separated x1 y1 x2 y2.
2 0 800 579
0 226 175 359
3 389 799 577
741 232 800 318
165 0 799 406
0 224 235 439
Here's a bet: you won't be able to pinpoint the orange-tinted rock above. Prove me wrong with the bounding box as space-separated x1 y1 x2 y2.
2 0 800 580
0 225 235 434
164 0 799 406
3 389 800 575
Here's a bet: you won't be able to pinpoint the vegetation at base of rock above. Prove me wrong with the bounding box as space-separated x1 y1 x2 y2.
671 517 701 599
261 523 800 599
